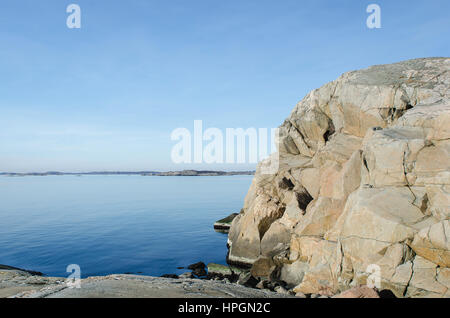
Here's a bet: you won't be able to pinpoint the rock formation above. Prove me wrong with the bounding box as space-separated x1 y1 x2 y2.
0 268 293 298
227 57 450 298
214 213 239 232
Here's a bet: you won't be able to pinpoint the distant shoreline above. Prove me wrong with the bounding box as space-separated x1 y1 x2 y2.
0 170 255 177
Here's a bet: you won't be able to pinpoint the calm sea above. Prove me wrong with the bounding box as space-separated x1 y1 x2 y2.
0 175 252 278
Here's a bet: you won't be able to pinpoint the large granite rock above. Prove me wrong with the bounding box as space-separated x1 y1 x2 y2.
228 58 450 298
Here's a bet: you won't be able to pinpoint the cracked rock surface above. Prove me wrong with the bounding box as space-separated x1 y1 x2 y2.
227 57 450 298
0 269 293 298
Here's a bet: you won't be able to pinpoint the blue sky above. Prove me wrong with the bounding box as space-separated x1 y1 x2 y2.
0 0 449 172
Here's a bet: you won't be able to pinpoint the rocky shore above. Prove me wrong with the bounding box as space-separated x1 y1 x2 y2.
0 267 294 298
2 58 447 299
1 264 383 298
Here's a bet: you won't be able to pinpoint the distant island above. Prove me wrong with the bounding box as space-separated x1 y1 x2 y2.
142 170 255 176
0 170 255 177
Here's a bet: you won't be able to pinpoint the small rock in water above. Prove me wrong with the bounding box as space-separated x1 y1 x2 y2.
187 261 207 278
295 292 306 298
187 262 206 271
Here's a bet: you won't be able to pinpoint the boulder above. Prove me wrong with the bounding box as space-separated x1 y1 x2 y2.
409 220 450 267
187 262 207 277
250 256 276 279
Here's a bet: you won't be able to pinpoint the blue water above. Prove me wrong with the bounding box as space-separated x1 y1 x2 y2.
0 175 252 278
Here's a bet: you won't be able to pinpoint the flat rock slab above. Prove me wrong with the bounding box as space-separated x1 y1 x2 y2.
1 270 293 298
214 213 239 231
